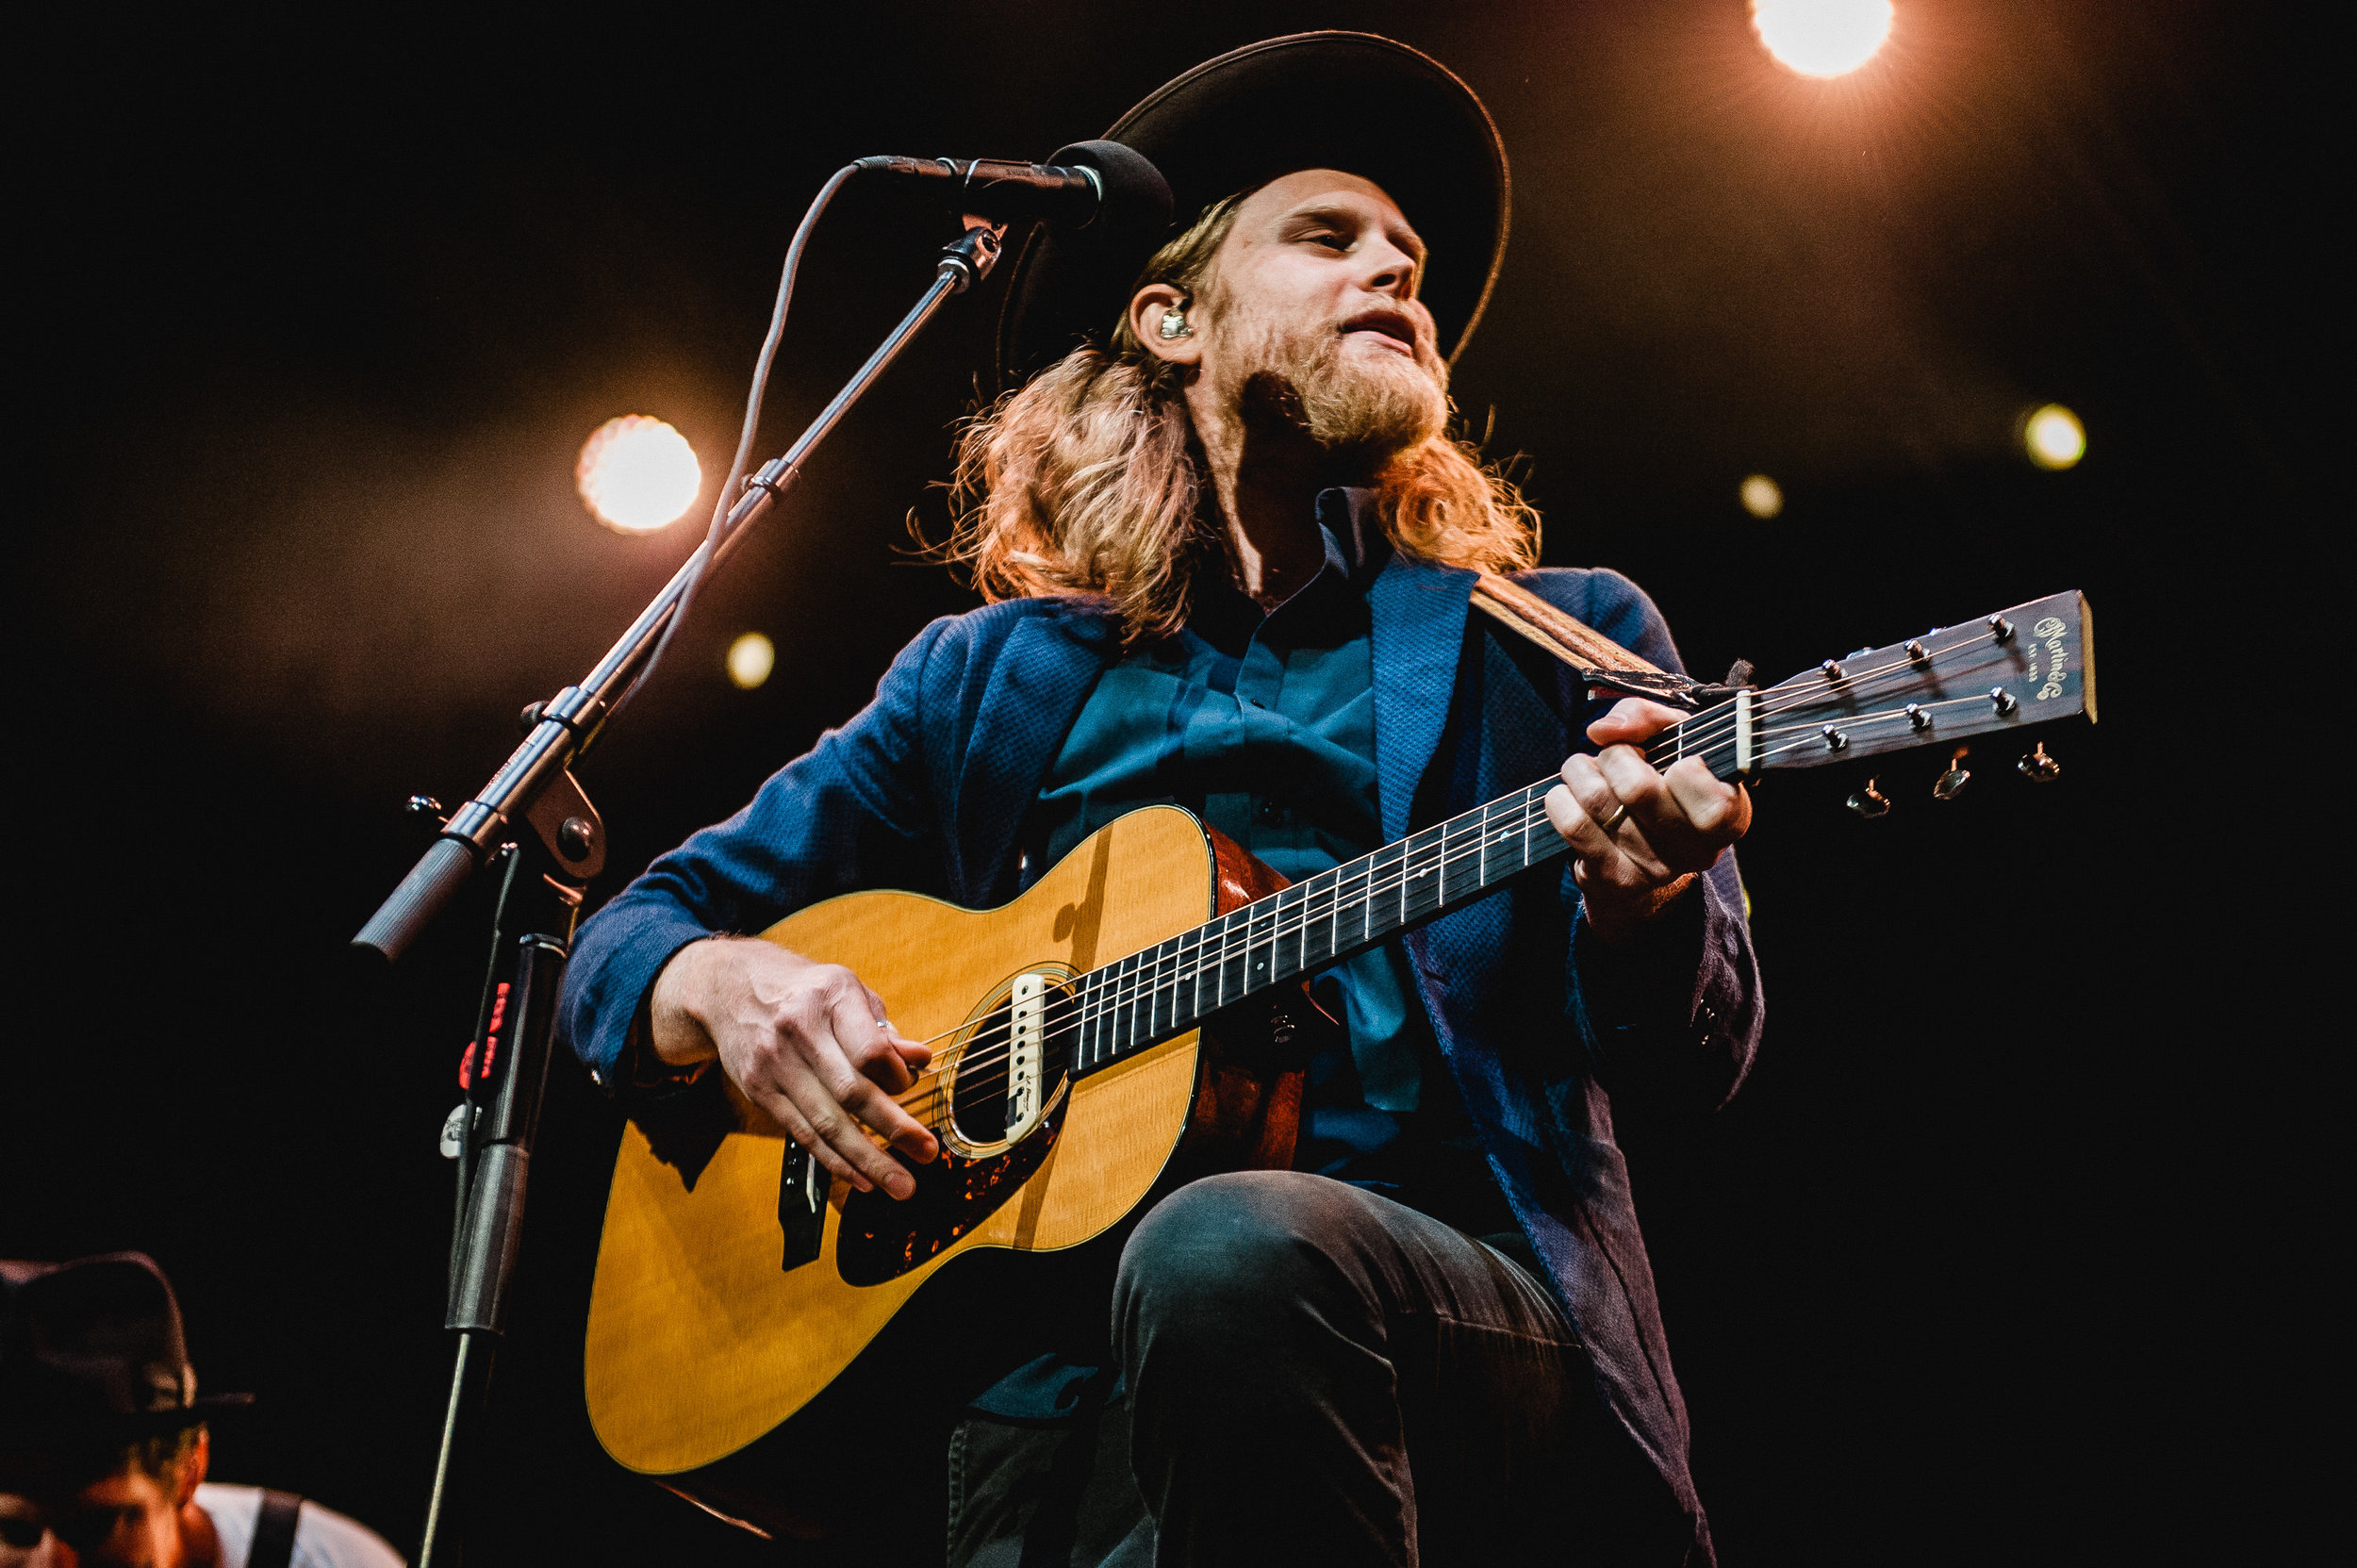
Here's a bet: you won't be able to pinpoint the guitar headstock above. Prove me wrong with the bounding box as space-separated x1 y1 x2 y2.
1660 589 2096 783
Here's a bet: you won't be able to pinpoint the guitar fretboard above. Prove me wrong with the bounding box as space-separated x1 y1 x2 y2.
1055 594 2081 1076
1065 717 1739 1074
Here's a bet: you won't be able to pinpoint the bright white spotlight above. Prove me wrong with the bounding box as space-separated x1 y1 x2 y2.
576 415 702 534
2023 404 2086 470
1753 0 1894 77
726 631 776 690
1739 474 1786 519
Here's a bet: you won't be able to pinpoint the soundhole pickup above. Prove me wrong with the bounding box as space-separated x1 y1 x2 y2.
948 971 1069 1150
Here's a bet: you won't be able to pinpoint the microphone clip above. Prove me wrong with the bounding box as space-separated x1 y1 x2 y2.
939 218 1007 293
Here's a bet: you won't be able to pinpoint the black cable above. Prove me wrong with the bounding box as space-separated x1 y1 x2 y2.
605 162 862 723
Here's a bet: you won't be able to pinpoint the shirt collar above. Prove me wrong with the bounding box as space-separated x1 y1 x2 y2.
1315 487 1393 587
1179 487 1392 655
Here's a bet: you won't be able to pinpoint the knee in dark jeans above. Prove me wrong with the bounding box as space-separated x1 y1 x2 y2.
1113 1172 1383 1371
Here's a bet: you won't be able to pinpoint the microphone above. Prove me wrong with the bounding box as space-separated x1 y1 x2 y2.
856 140 1171 231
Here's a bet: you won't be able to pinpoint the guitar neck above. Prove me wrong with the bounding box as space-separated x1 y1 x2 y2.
1067 772 1573 1077
1065 587 2092 1077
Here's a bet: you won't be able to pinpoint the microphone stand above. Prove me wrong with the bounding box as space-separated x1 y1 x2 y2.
358 217 1008 1567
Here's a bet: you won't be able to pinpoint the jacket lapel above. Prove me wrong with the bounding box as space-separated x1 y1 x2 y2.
952 604 1119 902
1369 555 1477 842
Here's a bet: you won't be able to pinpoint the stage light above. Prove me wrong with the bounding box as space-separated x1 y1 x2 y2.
2023 404 2085 470
727 631 775 690
576 415 702 533
1752 0 1894 77
1740 474 1785 518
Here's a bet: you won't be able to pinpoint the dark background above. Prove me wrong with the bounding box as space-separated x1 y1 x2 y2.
10 2 2326 1562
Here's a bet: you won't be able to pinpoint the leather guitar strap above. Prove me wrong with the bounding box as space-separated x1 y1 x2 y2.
1468 570 1724 706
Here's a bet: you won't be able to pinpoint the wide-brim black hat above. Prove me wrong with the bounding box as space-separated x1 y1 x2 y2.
1 1254 252 1442
997 31 1509 388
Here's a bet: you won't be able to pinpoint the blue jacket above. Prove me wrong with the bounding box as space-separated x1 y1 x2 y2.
561 552 1763 1560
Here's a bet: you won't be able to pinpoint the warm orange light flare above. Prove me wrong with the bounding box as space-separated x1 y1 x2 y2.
1752 0 1894 77
576 415 702 533
726 632 776 690
2023 404 2086 470
1739 475 1786 519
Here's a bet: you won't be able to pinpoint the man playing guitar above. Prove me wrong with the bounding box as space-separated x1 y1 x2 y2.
561 33 1762 1566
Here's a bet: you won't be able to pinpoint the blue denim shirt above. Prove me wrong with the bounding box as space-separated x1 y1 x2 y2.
1028 493 1510 1233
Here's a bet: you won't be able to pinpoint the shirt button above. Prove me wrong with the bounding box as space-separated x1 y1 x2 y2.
1257 800 1283 823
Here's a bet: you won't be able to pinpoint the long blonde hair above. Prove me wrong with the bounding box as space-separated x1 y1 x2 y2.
943 192 1540 640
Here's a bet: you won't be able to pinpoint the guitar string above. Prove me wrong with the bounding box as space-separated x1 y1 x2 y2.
1640 626 2008 760
853 621 2050 1128
890 793 1563 1124
897 661 2006 1095
892 676 2019 1114
891 626 2029 1087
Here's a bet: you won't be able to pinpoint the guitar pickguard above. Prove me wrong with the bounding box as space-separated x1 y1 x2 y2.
833 1100 1066 1287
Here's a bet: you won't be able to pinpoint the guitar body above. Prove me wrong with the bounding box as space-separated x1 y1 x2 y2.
585 804 1302 1526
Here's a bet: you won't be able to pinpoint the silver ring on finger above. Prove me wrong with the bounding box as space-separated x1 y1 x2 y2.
1597 801 1632 835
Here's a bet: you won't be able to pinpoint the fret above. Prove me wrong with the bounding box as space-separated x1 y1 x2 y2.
1159 935 1184 1032
1113 948 1141 1047
1364 843 1406 938
1244 897 1276 992
1171 926 1205 1031
1212 908 1244 1007
1084 966 1110 1067
1441 814 1484 905
1139 939 1164 1040
1169 936 1192 1037
1298 867 1340 971
1402 824 1446 924
1335 854 1371 952
1271 884 1306 983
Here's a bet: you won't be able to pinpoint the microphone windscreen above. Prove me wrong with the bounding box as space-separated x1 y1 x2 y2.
1047 140 1172 234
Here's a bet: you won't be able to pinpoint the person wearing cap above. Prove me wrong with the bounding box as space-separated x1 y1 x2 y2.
1 1255 402 1568
562 32 1761 1566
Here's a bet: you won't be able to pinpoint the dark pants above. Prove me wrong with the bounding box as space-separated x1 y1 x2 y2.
1112 1171 1603 1567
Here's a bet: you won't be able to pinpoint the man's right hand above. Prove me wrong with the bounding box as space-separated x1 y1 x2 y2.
648 937 938 1199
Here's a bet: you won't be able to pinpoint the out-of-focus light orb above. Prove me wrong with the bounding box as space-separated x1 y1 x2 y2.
1739 474 1786 519
2023 404 2086 470
726 631 776 690
576 415 702 533
1752 0 1895 77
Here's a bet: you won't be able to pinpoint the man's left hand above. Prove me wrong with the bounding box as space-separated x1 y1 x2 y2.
1544 697 1752 944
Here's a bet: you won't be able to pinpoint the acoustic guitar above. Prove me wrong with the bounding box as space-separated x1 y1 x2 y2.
584 589 2094 1507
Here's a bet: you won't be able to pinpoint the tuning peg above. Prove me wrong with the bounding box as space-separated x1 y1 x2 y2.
1933 747 1971 801
1845 778 1891 819
518 700 548 734
2017 743 2062 783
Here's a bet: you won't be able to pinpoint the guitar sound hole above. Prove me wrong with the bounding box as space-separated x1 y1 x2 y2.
948 991 1072 1147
